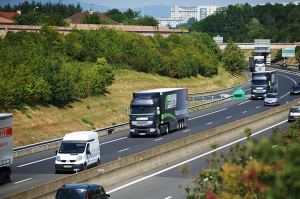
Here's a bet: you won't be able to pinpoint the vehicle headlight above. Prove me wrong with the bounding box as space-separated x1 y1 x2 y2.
77 156 83 161
56 156 61 161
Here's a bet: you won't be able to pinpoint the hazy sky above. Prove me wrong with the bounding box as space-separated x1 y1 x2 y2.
80 0 292 8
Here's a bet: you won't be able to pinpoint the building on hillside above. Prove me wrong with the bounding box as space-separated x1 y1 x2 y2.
157 5 226 28
67 11 117 25
0 12 20 24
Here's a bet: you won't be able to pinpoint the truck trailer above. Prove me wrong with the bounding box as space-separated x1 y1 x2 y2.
129 88 188 137
251 71 278 99
0 113 13 185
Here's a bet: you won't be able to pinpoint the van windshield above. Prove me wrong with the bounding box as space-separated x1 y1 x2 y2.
56 189 86 199
255 60 264 64
58 142 86 154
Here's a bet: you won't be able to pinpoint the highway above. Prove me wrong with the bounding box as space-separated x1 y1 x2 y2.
109 121 290 199
0 69 299 198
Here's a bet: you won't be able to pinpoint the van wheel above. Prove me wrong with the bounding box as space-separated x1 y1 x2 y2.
83 162 87 170
97 158 101 166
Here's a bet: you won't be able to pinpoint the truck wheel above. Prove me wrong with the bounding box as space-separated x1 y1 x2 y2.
165 125 169 134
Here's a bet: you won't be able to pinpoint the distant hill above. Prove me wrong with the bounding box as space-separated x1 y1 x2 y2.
137 5 171 18
0 0 170 17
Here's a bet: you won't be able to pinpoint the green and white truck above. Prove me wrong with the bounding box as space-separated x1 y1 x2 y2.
129 88 189 137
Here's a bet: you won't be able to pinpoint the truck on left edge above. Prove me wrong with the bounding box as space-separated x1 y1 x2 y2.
0 113 13 185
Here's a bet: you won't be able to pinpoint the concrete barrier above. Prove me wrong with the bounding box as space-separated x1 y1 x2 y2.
4 99 298 199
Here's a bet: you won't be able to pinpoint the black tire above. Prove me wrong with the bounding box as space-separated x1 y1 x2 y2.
97 158 101 166
165 125 169 134
83 162 87 171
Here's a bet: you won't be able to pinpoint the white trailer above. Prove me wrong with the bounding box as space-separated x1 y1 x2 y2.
0 113 13 185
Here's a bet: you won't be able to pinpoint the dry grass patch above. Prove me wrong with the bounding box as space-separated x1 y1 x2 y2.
11 68 247 146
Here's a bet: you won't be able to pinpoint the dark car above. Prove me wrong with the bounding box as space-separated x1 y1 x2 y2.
290 84 300 95
56 184 110 199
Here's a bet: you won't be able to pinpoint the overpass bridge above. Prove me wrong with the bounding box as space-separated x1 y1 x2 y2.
218 42 300 50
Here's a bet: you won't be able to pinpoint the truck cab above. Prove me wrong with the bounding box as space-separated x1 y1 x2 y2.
251 71 277 99
129 88 188 137
254 56 266 72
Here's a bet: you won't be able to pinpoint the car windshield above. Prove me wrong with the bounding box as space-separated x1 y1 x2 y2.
56 189 86 199
58 142 86 154
293 85 300 89
266 94 277 98
252 80 267 86
131 106 156 115
290 108 300 113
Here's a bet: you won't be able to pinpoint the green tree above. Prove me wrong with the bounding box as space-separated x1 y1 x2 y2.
222 41 246 75
105 9 124 23
135 16 158 26
81 13 107 24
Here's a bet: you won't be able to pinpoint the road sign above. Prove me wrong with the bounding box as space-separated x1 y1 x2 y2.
231 88 246 100
282 48 295 57
254 39 270 53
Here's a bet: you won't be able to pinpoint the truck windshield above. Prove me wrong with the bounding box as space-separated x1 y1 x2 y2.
56 189 86 199
252 80 267 86
131 106 156 115
255 60 264 64
58 142 86 154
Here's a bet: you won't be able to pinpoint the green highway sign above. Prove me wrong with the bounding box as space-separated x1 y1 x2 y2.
282 48 295 57
231 88 246 100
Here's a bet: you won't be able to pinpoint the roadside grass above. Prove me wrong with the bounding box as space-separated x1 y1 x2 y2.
12 68 247 146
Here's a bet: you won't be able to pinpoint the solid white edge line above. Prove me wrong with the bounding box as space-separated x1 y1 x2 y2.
154 138 163 142
164 196 172 199
17 156 56 168
107 120 287 194
14 178 32 184
188 108 228 121
100 137 127 146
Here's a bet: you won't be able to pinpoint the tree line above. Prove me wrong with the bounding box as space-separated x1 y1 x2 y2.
186 119 300 198
191 3 300 42
0 27 225 109
0 1 158 26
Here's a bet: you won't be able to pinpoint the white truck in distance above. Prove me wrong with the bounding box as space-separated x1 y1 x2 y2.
0 113 13 185
254 56 266 72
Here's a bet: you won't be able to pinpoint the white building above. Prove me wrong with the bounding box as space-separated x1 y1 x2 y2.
171 5 219 21
156 17 188 28
157 5 226 28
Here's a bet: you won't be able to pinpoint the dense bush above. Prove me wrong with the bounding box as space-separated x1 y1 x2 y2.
0 28 114 108
0 26 221 109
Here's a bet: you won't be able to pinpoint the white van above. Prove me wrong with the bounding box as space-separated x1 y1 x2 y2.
55 131 101 173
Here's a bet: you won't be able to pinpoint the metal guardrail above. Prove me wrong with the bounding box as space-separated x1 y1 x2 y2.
13 78 251 152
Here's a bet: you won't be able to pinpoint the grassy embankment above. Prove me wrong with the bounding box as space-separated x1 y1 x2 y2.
12 67 247 146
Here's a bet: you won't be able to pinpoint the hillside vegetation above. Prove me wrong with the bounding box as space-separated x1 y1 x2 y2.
12 68 247 146
0 27 222 109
